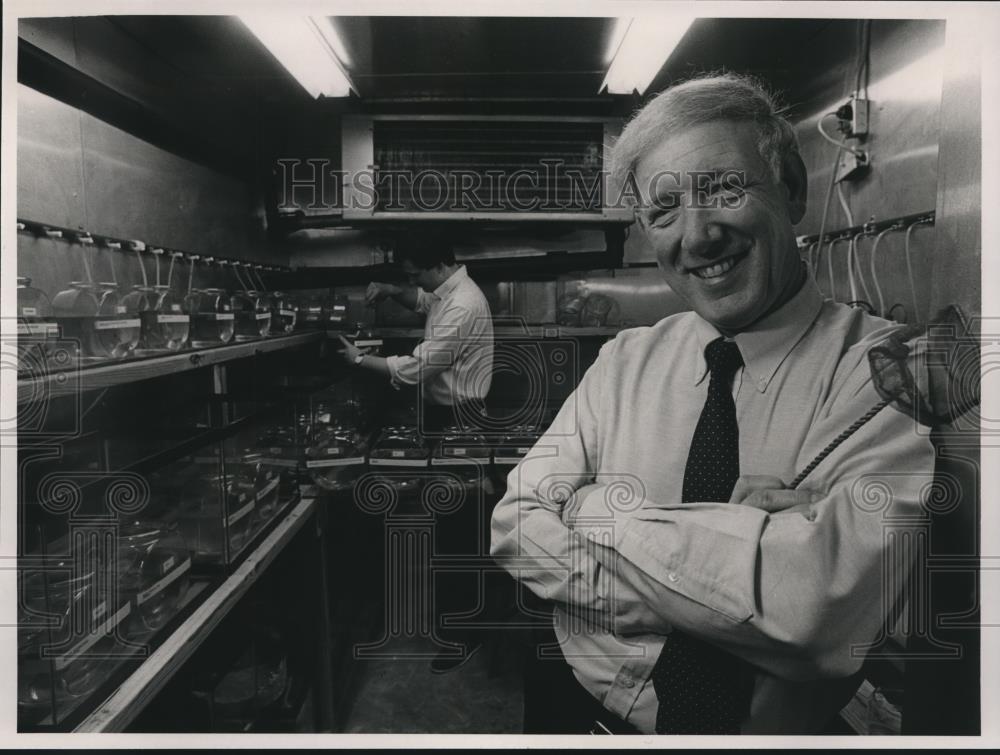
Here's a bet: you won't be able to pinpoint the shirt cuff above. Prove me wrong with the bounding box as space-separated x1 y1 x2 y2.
384 354 408 390
614 507 763 623
572 490 765 625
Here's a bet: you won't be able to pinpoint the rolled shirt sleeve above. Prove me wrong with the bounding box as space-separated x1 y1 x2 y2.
385 303 476 389
573 389 934 681
491 303 937 685
490 343 613 625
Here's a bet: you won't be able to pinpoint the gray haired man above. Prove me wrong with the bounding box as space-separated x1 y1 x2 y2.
491 73 934 734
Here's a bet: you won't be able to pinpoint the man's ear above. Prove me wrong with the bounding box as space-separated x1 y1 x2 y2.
780 151 808 225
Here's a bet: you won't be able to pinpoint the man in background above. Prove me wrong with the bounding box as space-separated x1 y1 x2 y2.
339 231 493 433
339 230 495 673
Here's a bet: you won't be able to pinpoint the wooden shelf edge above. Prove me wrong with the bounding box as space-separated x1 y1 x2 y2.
17 332 325 403
74 498 317 733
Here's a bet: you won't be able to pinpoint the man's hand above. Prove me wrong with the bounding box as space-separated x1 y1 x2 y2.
729 475 822 517
366 282 401 307
336 335 365 366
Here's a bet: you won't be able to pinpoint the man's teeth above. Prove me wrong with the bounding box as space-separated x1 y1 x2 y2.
693 256 739 279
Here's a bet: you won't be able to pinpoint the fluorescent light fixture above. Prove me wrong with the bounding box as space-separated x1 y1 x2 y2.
604 17 633 64
316 17 352 68
239 15 356 98
601 16 695 95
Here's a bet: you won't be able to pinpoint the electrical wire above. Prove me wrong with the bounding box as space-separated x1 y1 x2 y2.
887 303 907 323
805 240 819 280
827 238 847 302
814 149 842 298
851 231 874 308
867 227 894 317
818 113 866 158
904 219 933 323
836 185 857 301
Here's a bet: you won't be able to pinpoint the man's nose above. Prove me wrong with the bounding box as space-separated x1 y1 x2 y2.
680 207 725 256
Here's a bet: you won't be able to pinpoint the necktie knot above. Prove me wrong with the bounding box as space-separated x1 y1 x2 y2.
705 338 743 381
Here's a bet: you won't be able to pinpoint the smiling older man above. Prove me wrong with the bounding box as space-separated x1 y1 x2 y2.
490 73 934 735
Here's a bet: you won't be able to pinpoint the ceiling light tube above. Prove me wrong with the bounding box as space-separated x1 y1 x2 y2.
238 15 356 98
601 16 695 95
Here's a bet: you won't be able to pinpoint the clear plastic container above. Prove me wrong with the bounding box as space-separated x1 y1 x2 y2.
241 452 282 520
190 626 288 724
120 284 157 350
433 425 491 463
326 295 350 329
369 425 429 463
50 282 99 363
16 277 59 373
269 291 297 335
18 553 125 726
115 519 192 642
305 424 367 493
141 286 191 352
94 284 141 359
232 291 272 342
185 288 236 348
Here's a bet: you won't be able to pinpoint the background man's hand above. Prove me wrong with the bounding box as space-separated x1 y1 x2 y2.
365 281 401 306
336 335 364 366
729 475 822 517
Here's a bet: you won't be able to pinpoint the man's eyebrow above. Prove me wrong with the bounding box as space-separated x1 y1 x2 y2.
688 168 746 182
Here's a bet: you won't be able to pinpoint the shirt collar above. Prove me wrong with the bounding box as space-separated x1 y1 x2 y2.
691 276 824 392
431 265 468 300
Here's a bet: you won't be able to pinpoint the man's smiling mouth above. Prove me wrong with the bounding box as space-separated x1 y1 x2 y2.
690 250 750 280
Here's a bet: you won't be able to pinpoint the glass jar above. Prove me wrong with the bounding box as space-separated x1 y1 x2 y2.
254 426 303 508
18 555 117 725
326 295 350 328
297 294 332 329
185 288 235 348
269 291 297 335
16 277 59 373
116 519 191 641
140 286 190 352
191 626 288 723
120 285 157 353
51 282 98 364
232 291 271 342
241 452 282 520
305 424 367 493
94 283 142 359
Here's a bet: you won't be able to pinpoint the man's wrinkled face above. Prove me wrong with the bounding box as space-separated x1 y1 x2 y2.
634 120 805 332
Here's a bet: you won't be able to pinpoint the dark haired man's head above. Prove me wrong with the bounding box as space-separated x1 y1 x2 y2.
395 233 459 293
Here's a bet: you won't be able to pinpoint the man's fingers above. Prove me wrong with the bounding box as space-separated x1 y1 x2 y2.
728 475 787 504
741 488 822 513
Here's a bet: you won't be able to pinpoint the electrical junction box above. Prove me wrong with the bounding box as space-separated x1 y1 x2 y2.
836 94 870 139
836 143 870 183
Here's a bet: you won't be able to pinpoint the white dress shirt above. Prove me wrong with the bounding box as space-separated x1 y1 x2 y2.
385 265 494 406
490 277 935 733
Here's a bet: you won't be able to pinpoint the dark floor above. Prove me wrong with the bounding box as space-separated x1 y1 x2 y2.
340 633 525 733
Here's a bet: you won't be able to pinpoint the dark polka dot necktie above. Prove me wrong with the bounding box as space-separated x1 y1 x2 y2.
651 337 755 734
